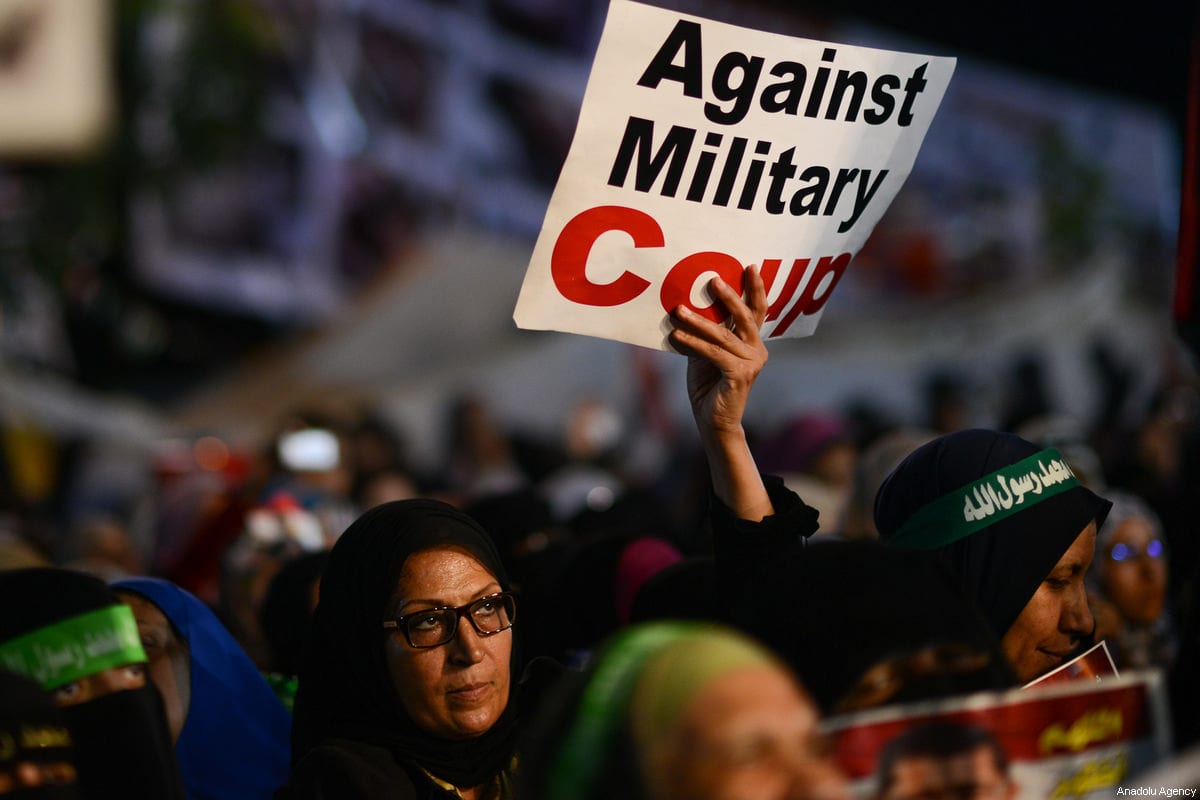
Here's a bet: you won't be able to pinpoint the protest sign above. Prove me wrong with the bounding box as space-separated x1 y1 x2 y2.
0 0 113 157
513 0 956 350
822 670 1172 800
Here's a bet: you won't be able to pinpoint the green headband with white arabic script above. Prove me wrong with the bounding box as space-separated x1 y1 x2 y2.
0 606 146 690
887 448 1080 550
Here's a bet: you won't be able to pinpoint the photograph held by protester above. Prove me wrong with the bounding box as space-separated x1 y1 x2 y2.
0 567 185 800
113 576 292 800
278 498 557 800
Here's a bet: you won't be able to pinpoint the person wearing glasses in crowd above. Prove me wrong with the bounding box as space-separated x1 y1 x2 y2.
1086 490 1176 670
277 498 554 800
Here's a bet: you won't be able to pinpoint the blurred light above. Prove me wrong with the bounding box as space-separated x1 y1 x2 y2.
193 435 230 472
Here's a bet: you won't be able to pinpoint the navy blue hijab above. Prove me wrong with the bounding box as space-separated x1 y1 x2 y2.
875 429 1112 638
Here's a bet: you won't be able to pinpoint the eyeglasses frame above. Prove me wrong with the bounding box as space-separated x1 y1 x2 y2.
382 591 517 649
1108 538 1165 563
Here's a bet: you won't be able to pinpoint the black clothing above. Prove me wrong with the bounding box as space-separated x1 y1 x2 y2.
284 499 531 799
0 568 185 800
712 477 1014 713
874 429 1112 637
0 667 82 800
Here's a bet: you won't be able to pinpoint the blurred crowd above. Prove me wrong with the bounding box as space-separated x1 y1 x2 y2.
0 285 1197 797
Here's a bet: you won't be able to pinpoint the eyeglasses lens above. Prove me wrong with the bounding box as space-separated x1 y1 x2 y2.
1110 539 1164 562
405 595 515 647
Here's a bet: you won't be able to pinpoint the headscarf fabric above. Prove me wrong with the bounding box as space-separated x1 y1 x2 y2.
112 577 292 800
874 429 1112 637
726 539 1014 713
530 622 783 800
290 498 517 789
0 567 184 800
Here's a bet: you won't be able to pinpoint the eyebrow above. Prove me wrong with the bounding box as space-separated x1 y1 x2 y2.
396 583 502 613
1049 561 1087 578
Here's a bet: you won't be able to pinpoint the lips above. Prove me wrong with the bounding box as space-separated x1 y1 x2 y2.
447 682 491 703
1040 649 1074 666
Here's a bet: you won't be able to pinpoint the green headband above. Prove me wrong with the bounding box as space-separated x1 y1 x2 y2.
888 448 1080 550
0 605 146 690
545 622 707 800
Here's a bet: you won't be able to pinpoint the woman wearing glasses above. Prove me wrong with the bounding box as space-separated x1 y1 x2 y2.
1087 489 1176 670
278 498 539 800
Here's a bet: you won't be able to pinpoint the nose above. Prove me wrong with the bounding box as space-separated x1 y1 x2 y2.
447 617 485 665
784 758 851 800
1062 583 1094 642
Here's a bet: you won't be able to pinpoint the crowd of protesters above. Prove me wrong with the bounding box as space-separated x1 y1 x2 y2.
0 266 1196 798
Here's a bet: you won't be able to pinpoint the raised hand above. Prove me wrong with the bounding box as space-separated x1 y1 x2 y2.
668 265 773 520
668 264 769 439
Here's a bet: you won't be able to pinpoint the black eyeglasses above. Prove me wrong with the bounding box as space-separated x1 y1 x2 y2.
1109 539 1164 563
382 592 516 648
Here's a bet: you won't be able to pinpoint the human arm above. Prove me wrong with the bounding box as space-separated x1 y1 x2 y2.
667 265 773 521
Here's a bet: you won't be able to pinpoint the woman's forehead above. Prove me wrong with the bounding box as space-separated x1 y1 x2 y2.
394 546 499 602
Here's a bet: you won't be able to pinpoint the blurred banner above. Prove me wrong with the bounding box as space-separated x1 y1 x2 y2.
0 0 113 157
823 670 1172 800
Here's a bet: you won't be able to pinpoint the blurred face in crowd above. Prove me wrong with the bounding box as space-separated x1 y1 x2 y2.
651 664 850 800
117 591 191 741
1000 523 1096 682
880 744 1016 800
1099 516 1167 626
384 547 512 740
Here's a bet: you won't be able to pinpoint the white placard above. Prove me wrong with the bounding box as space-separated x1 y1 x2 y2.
514 0 956 350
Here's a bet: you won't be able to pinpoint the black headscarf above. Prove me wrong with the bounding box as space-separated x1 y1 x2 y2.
0 568 185 800
0 667 82 799
874 429 1112 638
290 499 519 789
726 539 1014 713
260 550 329 676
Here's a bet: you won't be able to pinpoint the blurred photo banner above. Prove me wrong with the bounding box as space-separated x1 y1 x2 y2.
514 0 956 350
822 671 1173 800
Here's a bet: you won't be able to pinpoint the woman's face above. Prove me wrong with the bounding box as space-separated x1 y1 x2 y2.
384 547 512 740
1000 522 1096 682
117 592 191 742
1099 516 1167 625
653 664 849 800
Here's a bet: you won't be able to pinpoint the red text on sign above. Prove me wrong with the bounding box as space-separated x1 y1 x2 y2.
549 205 851 337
